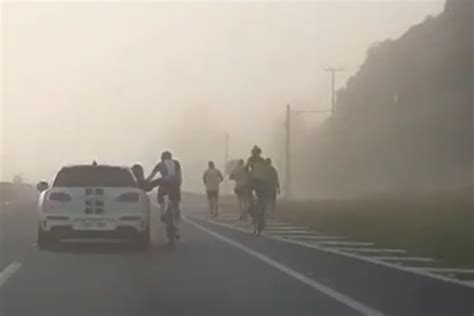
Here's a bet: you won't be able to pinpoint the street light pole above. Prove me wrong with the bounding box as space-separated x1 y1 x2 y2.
224 132 229 194
285 104 291 199
324 68 344 114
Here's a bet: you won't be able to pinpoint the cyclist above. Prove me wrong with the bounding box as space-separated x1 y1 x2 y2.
246 145 268 235
146 151 182 237
265 158 280 217
203 161 224 217
230 159 249 220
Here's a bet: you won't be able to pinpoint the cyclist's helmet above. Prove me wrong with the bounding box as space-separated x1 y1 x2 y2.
161 151 172 160
251 145 262 156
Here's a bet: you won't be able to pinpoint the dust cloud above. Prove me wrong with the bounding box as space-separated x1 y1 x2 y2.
3 1 457 195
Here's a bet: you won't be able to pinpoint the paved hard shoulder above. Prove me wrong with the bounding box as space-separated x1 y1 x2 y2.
187 208 474 316
199 209 474 289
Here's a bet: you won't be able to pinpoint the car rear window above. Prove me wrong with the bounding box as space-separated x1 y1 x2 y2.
53 166 137 187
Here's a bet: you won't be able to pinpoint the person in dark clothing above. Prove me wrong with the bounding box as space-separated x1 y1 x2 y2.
265 158 280 217
246 145 268 235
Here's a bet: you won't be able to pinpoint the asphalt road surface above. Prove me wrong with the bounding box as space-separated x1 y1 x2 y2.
1 197 473 316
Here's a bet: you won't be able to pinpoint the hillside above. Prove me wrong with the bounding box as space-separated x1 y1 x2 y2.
299 0 473 197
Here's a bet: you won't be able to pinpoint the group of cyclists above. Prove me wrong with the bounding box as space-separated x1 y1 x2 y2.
203 145 281 235
131 145 280 240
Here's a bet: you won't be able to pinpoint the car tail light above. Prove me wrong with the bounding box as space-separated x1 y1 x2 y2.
48 192 72 201
116 192 139 202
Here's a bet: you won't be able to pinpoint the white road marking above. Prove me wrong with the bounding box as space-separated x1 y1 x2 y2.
266 222 302 226
265 226 312 230
199 215 474 289
329 248 406 254
278 235 345 241
267 230 315 234
411 267 474 274
185 216 385 316
271 231 318 235
316 241 374 246
0 262 22 288
372 256 435 262
284 235 345 240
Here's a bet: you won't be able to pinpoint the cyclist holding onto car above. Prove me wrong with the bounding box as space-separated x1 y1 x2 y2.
131 164 161 192
146 151 182 239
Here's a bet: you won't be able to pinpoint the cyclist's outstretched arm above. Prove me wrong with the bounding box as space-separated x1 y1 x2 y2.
149 178 163 189
146 165 159 182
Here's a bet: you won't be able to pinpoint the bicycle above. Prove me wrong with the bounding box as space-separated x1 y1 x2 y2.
248 188 266 236
162 195 179 247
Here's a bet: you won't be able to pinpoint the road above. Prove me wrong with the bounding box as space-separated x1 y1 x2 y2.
0 197 473 316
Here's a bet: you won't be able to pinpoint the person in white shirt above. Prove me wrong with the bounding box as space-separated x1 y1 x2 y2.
203 161 224 217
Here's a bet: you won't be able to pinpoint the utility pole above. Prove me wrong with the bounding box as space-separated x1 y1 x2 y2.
224 132 229 194
324 68 344 114
285 104 291 199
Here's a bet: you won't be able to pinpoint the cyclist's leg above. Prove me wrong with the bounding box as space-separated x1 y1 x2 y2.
214 190 220 217
157 186 166 221
238 189 245 220
255 183 266 233
170 184 181 222
248 184 258 234
167 185 180 239
206 191 213 216
243 186 250 220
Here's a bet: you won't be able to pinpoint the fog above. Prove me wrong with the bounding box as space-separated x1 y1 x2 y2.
1 1 445 192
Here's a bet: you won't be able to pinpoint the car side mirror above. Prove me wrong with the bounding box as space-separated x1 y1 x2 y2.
36 181 49 192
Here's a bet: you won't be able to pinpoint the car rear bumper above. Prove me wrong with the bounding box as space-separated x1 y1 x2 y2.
48 225 145 239
41 218 149 239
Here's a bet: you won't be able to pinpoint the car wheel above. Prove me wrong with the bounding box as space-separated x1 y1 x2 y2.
37 224 54 250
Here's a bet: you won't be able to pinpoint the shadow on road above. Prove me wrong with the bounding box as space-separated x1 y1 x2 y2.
40 240 175 255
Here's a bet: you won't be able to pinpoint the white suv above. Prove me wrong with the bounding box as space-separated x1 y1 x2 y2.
36 164 151 250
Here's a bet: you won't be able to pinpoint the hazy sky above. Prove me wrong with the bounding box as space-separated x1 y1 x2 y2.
1 0 444 191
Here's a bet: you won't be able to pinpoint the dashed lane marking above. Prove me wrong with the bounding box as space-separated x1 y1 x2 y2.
277 236 345 241
410 267 474 274
328 248 407 254
184 215 386 316
282 235 345 240
196 215 474 289
370 256 435 263
371 256 435 262
314 241 374 247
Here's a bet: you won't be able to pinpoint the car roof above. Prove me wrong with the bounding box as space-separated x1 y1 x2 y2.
60 164 130 170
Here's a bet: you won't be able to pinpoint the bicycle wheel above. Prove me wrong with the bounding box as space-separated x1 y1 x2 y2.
165 203 176 247
256 198 265 235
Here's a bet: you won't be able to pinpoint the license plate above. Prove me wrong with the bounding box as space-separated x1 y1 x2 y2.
77 220 109 230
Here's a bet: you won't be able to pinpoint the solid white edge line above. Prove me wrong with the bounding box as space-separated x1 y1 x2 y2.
197 215 474 289
0 262 22 288
184 215 385 316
